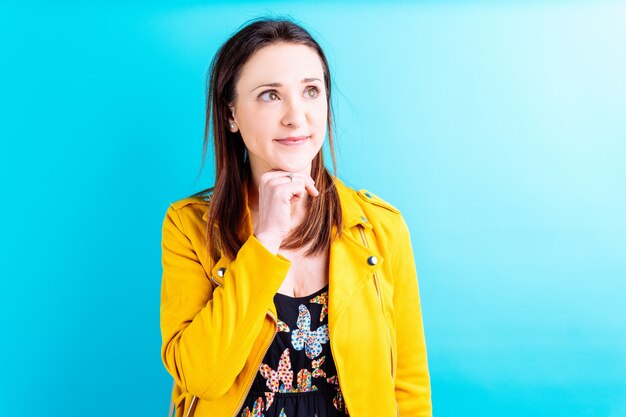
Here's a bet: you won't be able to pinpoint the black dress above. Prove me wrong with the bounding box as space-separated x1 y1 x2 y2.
238 284 350 417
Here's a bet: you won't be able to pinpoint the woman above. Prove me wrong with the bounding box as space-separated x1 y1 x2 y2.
160 17 432 417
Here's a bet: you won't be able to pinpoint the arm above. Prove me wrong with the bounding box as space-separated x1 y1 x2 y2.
160 205 290 400
392 215 432 416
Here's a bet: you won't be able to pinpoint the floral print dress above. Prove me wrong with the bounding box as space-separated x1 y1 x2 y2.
239 284 350 417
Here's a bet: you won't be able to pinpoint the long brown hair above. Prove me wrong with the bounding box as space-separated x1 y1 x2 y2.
194 16 342 261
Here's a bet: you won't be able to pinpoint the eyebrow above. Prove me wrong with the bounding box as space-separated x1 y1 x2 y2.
251 77 323 92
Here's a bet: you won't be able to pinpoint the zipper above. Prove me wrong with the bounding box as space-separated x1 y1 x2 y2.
182 271 223 417
195 274 278 417
184 396 197 417
231 309 278 417
328 334 350 414
358 226 395 381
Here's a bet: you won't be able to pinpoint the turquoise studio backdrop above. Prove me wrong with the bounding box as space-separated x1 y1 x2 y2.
1 1 624 416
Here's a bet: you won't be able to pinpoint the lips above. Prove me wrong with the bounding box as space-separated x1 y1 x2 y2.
274 135 310 145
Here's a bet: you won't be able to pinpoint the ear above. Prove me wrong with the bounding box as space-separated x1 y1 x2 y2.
227 104 238 132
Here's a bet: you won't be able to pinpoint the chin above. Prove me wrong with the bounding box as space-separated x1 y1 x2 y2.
278 157 318 172
274 161 314 174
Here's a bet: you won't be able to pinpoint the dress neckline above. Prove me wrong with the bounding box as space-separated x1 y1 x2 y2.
274 283 329 301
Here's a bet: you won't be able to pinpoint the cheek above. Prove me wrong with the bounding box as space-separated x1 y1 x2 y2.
312 101 328 124
238 108 271 139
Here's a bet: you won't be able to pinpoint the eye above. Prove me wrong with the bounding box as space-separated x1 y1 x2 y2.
306 86 321 98
258 90 279 102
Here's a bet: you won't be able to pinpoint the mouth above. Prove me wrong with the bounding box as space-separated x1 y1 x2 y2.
274 135 310 145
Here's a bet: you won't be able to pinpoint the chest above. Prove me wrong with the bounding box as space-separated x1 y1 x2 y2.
276 248 329 298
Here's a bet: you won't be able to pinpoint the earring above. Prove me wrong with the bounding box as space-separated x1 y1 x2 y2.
230 123 236 129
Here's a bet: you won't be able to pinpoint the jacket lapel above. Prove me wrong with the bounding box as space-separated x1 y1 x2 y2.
327 179 383 328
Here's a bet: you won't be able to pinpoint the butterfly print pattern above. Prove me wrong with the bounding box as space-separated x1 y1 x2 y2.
309 292 328 322
277 320 290 333
311 356 326 379
326 375 349 414
258 348 295 409
239 396 265 417
291 304 329 359
240 288 348 416
296 368 318 392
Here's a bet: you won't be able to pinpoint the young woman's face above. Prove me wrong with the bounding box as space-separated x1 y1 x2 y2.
228 42 328 177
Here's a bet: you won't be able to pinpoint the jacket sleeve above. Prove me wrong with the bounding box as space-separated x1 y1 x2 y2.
160 204 291 400
391 214 432 416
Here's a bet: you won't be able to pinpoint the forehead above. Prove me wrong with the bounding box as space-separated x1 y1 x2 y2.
237 43 324 89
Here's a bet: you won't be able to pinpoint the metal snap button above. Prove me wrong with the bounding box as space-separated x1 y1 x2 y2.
217 267 226 277
367 256 378 266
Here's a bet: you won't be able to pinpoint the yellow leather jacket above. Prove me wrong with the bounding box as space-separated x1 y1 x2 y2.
160 177 432 417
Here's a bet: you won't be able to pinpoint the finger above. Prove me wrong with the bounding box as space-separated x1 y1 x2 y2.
260 169 310 179
266 174 305 188
278 174 318 198
262 171 318 199
259 171 291 188
261 169 315 181
266 176 307 200
303 175 319 197
260 169 293 179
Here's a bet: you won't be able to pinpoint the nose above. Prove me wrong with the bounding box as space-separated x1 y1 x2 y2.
280 96 307 128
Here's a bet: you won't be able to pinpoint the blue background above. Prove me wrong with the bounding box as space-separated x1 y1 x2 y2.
1 1 625 416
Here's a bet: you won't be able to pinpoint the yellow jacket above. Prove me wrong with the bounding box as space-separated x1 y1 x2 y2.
160 177 432 417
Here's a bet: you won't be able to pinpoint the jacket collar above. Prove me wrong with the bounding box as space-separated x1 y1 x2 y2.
333 177 372 231
205 176 382 324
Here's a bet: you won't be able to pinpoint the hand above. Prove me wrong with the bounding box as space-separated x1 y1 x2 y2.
254 170 319 254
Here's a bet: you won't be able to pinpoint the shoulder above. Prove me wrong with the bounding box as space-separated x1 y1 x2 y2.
355 188 404 234
161 194 213 264
333 177 403 228
334 177 399 212
354 188 400 215
163 193 212 232
170 195 211 211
